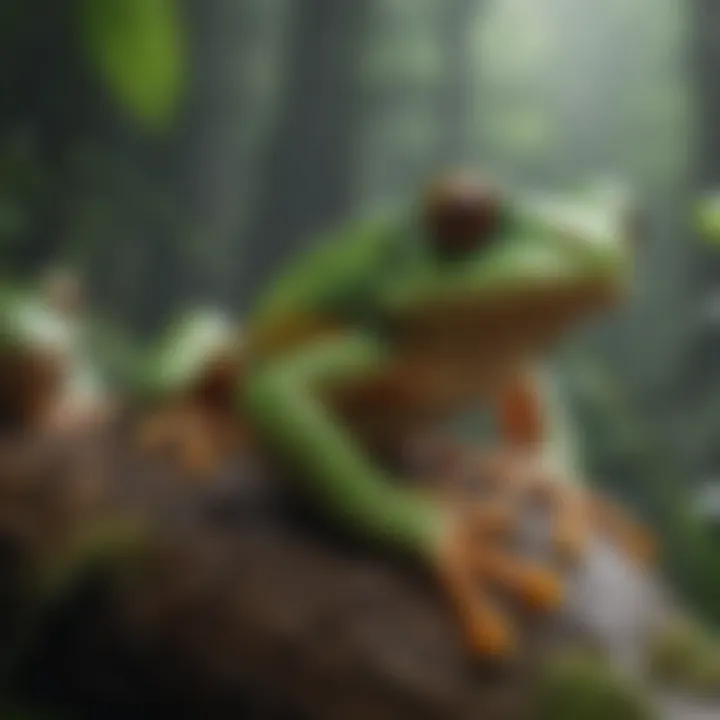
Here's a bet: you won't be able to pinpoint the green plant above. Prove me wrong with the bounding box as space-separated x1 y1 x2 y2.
534 649 652 720
78 0 187 129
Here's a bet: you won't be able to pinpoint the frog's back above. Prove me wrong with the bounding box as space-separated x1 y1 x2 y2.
246 210 402 356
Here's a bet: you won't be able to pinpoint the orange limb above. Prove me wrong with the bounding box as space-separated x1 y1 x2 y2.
436 503 564 659
437 521 516 657
523 474 655 566
494 375 594 564
463 501 517 539
496 372 546 450
476 546 564 612
550 488 590 564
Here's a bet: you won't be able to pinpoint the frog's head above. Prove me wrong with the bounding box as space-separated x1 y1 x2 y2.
381 171 635 366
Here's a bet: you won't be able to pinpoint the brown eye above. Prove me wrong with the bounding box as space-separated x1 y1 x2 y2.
423 171 504 258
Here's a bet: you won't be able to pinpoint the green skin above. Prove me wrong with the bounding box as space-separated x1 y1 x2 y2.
236 185 632 563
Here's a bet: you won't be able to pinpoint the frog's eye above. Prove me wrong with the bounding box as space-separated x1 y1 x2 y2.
423 172 504 259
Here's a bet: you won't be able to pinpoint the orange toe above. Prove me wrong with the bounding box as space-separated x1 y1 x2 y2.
466 608 516 658
479 551 565 612
516 565 565 611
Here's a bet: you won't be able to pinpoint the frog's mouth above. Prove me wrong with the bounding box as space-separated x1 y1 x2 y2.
390 278 621 397
399 278 619 339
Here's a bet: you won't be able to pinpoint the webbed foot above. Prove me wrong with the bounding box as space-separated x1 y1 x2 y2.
436 501 564 659
448 447 592 565
526 472 656 567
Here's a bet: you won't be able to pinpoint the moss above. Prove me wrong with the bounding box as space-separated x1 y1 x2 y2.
0 696 64 719
688 651 720 696
648 617 720 696
35 517 151 603
648 619 707 680
534 650 652 720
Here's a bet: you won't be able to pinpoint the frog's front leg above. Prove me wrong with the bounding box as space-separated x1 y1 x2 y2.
495 369 588 561
243 332 563 658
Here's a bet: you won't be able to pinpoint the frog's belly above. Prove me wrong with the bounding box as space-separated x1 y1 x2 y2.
329 354 519 447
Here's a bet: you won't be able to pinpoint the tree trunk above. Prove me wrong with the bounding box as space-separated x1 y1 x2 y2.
236 0 370 311
0 0 95 275
436 0 477 166
3 428 717 719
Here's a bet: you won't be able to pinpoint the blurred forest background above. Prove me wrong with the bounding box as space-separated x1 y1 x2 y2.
3 0 720 623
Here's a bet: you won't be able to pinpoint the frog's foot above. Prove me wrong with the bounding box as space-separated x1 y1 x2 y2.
437 506 564 658
528 475 656 566
525 476 592 565
476 546 565 612
438 527 515 658
454 449 592 565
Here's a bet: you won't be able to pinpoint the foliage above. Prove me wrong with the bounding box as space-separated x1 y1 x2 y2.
535 649 652 720
77 0 186 130
696 192 720 243
0 0 718 632
649 617 720 695
563 348 720 625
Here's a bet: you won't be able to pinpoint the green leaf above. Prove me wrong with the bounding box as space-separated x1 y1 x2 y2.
696 193 720 245
78 0 186 130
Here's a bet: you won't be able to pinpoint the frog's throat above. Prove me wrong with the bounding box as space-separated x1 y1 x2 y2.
393 279 620 358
